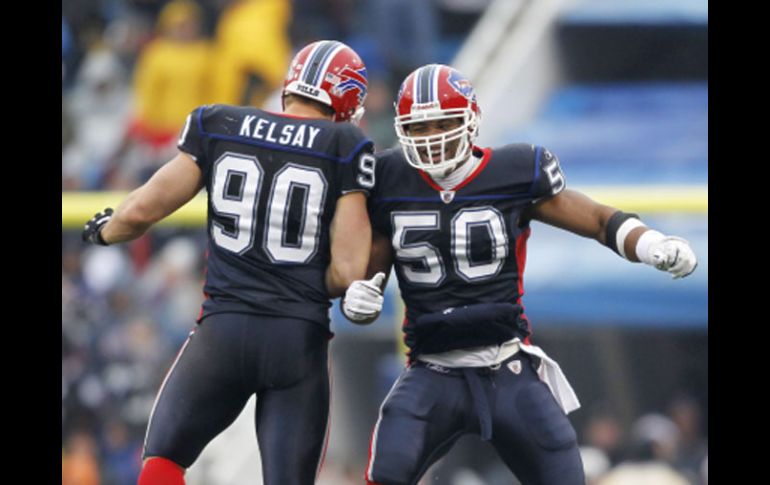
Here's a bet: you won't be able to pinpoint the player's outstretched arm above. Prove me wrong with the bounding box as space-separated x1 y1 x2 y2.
326 192 372 298
527 189 697 278
82 151 204 245
341 230 393 325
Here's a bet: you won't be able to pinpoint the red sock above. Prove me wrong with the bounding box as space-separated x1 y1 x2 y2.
137 457 185 485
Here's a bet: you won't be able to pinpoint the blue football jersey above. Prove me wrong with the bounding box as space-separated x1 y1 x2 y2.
369 144 565 327
178 104 375 327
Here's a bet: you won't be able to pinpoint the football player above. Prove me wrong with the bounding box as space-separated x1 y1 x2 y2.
82 40 375 485
342 64 697 485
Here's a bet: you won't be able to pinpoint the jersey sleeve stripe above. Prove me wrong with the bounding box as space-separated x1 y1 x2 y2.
342 138 375 164
197 105 206 134
178 114 192 146
528 145 542 196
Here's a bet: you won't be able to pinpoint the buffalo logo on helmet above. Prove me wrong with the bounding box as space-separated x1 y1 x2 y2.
331 66 368 104
447 70 475 100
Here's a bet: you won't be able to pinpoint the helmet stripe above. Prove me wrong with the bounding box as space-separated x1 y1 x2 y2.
313 43 345 87
302 42 329 85
417 65 434 104
430 65 441 104
303 41 341 87
412 68 421 105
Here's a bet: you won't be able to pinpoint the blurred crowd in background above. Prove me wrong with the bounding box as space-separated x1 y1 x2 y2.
62 1 707 484
61 0 490 191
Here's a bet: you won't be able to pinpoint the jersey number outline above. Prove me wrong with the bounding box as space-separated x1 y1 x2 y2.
543 157 565 194
391 207 509 285
211 153 327 263
357 153 376 189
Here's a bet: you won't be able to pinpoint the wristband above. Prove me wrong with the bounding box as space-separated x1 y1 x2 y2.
605 211 642 258
635 229 665 265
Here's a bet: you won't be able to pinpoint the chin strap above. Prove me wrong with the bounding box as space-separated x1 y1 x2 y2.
349 106 365 125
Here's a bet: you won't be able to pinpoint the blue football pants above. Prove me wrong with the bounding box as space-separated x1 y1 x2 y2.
366 352 585 485
142 312 330 485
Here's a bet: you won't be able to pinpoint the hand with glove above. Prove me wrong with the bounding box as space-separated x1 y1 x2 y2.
342 272 386 324
637 232 697 279
82 208 114 246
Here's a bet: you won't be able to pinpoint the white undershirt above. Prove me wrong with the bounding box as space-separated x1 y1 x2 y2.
418 338 521 368
429 152 482 190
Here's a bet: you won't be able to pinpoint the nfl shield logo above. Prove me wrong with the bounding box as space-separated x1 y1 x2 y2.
440 191 455 204
507 360 522 375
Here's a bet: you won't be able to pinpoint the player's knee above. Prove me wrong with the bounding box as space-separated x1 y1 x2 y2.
368 427 428 484
367 445 406 484
516 382 577 451
368 466 411 485
368 472 410 485
138 456 186 485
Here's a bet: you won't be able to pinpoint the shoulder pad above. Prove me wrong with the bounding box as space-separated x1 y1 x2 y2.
334 122 374 163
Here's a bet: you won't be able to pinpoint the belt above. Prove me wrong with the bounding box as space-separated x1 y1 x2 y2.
413 354 523 441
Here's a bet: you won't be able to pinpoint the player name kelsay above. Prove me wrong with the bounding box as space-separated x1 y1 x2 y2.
239 115 321 149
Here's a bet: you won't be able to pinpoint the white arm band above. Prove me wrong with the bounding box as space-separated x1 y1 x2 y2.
615 218 645 259
635 229 666 265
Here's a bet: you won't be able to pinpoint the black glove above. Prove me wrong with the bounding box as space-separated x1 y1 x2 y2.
82 208 113 245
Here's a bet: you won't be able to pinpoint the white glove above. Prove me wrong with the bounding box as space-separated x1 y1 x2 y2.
641 235 698 279
343 272 386 323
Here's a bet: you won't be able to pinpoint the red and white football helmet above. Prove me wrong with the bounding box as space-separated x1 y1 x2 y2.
395 64 481 175
283 40 368 123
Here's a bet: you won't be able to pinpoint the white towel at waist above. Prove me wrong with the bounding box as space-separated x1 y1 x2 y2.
518 340 581 414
